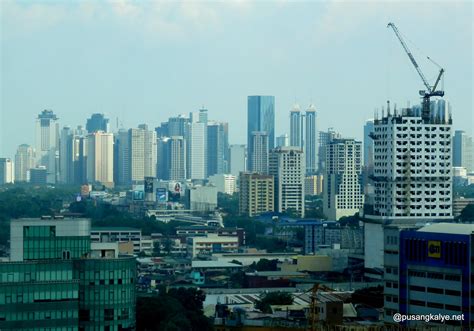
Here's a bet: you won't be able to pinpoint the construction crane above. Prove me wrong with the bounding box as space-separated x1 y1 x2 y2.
387 22 444 120
306 283 335 331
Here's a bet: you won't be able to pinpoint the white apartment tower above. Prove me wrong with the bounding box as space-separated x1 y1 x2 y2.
323 139 364 220
187 112 207 180
86 131 114 187
35 110 59 184
0 158 14 184
250 131 268 174
269 146 305 218
169 136 186 181
15 144 35 182
290 104 302 148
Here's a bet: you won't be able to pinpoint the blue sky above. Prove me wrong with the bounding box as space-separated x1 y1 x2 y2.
1 0 472 158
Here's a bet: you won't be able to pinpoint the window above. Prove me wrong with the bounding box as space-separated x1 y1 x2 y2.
104 309 114 321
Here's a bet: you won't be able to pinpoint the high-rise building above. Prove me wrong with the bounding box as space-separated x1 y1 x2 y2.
0 158 14 184
305 174 324 196
14 144 35 182
139 124 157 179
323 139 364 220
35 110 59 184
86 131 114 187
269 147 305 217
158 136 187 181
239 172 274 217
208 174 237 195
305 104 318 175
364 101 453 271
289 104 303 148
453 130 474 173
115 129 130 186
229 144 246 177
318 128 341 174
86 113 109 133
247 96 275 170
59 126 87 185
187 112 207 180
363 119 375 168
207 122 228 177
276 134 289 147
29 166 47 185
1 217 136 330
250 131 268 174
383 223 472 328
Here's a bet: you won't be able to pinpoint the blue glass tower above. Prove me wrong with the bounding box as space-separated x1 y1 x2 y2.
247 96 275 171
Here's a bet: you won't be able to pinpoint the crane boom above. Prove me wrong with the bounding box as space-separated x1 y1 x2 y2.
387 22 432 92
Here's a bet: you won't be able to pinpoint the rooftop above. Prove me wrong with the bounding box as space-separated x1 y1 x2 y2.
91 227 141 232
418 223 474 235
191 261 243 269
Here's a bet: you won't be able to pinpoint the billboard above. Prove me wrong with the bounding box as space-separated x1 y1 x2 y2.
144 177 154 193
156 188 168 203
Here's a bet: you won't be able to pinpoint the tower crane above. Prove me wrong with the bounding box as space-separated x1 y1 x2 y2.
387 22 444 120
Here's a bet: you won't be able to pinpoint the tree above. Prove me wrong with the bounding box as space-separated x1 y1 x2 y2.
249 259 279 271
255 291 294 313
153 241 161 256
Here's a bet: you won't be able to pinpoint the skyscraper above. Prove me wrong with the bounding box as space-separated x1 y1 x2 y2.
250 131 269 174
247 96 275 170
187 111 207 180
305 104 317 174
323 139 364 220
86 131 114 187
318 128 341 174
0 158 14 184
86 113 109 133
157 136 187 181
14 144 35 182
453 130 474 172
207 122 228 177
269 147 305 218
35 110 59 184
239 172 275 217
363 119 375 193
289 104 302 148
115 129 130 186
229 144 246 177
276 134 289 147
139 124 157 179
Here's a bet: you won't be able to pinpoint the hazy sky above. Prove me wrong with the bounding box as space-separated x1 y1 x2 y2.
1 0 472 158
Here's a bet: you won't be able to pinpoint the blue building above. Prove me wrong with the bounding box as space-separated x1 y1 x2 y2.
247 96 275 171
385 223 473 327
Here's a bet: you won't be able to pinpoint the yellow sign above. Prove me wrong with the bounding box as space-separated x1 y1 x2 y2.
428 241 441 258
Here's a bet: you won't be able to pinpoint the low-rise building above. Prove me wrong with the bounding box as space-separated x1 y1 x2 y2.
91 227 142 254
208 174 237 195
187 234 239 258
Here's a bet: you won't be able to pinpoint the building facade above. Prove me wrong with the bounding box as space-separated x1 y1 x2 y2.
269 147 305 218
35 110 59 184
14 144 35 182
453 130 474 173
0 158 14 185
86 131 114 187
247 96 275 171
208 174 237 195
249 131 268 174
323 139 363 220
239 172 275 217
289 104 302 148
86 113 109 133
305 104 318 175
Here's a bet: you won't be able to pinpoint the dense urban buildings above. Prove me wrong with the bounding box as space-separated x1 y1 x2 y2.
249 131 269 174
35 110 59 184
14 144 35 182
187 110 208 180
289 104 303 148
453 129 474 173
323 139 363 220
86 113 110 133
239 172 275 217
318 128 342 175
86 131 114 188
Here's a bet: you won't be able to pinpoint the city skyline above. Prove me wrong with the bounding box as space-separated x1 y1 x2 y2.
1 1 472 158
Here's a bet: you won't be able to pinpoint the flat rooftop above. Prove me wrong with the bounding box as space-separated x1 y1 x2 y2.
418 223 474 235
91 227 140 232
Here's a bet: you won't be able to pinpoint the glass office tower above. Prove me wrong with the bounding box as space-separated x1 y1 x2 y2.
0 217 136 331
247 96 275 171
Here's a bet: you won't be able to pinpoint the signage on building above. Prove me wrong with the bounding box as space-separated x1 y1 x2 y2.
428 240 441 258
144 177 154 193
156 188 167 203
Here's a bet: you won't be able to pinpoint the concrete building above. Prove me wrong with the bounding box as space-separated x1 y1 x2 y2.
187 111 207 180
188 185 218 212
86 113 109 133
86 131 114 187
239 172 274 217
90 227 142 254
59 126 87 185
164 136 187 181
289 104 302 148
207 121 229 177
453 197 474 217
453 130 474 172
114 128 130 186
229 144 246 177
305 104 318 175
247 96 275 171
318 128 342 175
305 174 323 196
323 139 363 220
249 131 268 174
0 158 14 184
187 233 239 258
269 147 305 218
383 223 473 328
14 144 35 182
35 110 59 184
208 174 237 195
1 217 136 330
29 166 47 185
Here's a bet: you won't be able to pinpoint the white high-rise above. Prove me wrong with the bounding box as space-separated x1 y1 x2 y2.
289 104 302 148
187 111 207 180
35 110 59 184
250 131 268 174
269 146 305 218
0 158 14 184
15 144 35 182
86 131 114 187
139 124 157 179
169 136 186 181
323 139 364 220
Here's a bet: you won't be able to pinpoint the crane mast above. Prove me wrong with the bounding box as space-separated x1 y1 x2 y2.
387 22 445 121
